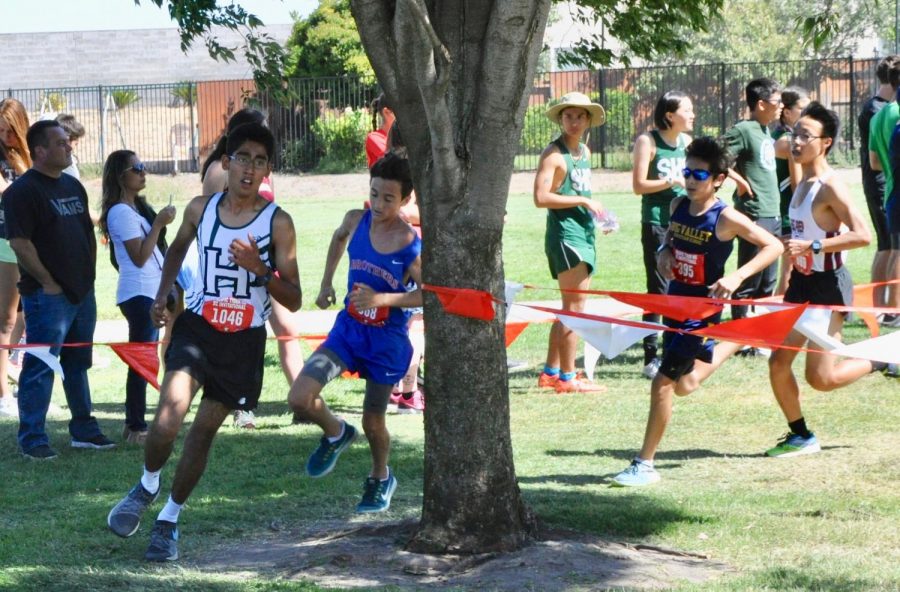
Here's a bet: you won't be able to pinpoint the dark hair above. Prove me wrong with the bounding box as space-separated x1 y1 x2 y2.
371 93 391 131
99 150 167 268
745 78 781 110
799 101 840 155
200 108 266 180
654 91 689 130
877 55 900 84
685 136 733 178
386 123 407 158
225 122 275 160
55 113 85 141
371 151 413 197
779 86 809 125
889 60 900 90
26 119 63 155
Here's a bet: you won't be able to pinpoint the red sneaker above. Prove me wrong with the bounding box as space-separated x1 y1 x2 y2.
397 390 425 414
537 372 559 389
555 375 607 394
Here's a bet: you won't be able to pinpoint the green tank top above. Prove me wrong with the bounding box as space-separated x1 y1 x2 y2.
642 130 687 226
546 139 594 234
772 126 792 229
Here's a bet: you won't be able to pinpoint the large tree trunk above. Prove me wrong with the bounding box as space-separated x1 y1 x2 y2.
351 0 551 553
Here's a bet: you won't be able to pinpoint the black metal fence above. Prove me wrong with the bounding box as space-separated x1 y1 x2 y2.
4 56 882 175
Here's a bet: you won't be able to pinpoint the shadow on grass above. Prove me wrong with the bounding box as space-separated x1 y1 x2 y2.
546 447 761 460
2 569 322 592
733 566 891 592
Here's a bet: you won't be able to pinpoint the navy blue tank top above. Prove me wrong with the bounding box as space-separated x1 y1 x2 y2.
344 209 422 328
667 198 733 297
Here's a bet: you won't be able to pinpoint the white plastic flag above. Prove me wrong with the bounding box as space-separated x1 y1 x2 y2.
24 346 65 380
504 281 524 311
558 314 661 360
831 330 900 364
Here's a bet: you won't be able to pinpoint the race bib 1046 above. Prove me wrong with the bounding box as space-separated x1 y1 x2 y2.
672 249 706 286
202 298 254 333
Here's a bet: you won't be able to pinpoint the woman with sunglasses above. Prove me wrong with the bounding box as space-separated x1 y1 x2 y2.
200 108 304 429
772 87 810 294
631 91 694 379
0 98 31 418
100 151 176 445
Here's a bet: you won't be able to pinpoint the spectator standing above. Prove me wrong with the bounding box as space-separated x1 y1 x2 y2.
365 94 395 169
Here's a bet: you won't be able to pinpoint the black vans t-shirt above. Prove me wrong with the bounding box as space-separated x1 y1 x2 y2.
3 169 96 303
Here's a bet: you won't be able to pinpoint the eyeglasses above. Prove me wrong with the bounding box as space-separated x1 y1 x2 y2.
124 162 147 174
682 167 712 181
764 97 783 105
229 154 269 170
791 132 822 144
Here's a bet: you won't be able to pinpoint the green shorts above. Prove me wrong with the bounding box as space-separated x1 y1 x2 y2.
0 239 16 264
545 237 595 280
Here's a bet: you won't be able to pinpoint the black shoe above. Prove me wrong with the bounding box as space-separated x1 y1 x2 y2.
71 434 116 450
22 444 58 460
735 347 761 358
145 520 179 562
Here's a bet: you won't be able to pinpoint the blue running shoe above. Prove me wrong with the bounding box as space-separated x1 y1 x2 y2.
306 422 358 478
765 432 820 458
108 482 160 538
145 520 179 562
356 470 398 513
611 459 660 487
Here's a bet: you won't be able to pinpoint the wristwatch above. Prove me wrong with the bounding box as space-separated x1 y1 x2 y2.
811 239 823 255
250 269 273 287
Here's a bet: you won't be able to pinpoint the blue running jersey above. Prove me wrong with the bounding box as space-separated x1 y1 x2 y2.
667 197 733 298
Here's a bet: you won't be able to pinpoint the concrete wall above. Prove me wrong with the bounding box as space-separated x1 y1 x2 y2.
1 25 293 90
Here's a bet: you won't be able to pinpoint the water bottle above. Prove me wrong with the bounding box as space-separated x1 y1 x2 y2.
592 210 619 233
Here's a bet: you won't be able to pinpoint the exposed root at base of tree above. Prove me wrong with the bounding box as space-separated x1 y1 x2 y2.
195 519 731 590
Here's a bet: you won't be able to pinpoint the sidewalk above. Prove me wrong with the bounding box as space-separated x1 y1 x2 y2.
91 298 643 343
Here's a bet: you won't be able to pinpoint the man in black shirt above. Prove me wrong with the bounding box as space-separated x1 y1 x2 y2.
4 120 113 460
859 55 899 317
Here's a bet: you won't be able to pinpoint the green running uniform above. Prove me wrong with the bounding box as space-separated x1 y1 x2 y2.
642 130 688 227
544 138 596 279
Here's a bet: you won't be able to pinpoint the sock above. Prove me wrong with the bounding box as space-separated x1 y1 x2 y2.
542 365 560 376
401 391 415 400
788 417 811 438
871 361 887 373
381 466 392 482
141 466 161 495
559 371 576 382
326 421 346 443
156 495 183 524
634 456 653 467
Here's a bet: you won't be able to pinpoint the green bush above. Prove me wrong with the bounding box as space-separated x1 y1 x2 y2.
520 103 555 154
311 107 369 173
597 89 636 149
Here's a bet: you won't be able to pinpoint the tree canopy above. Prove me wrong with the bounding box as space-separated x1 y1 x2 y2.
284 0 373 79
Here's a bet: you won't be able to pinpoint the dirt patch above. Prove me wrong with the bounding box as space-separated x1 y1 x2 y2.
194 520 730 591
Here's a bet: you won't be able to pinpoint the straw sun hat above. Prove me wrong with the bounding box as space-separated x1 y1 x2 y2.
545 92 606 127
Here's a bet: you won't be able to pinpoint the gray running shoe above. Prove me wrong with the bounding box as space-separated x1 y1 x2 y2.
107 482 159 538
145 520 179 562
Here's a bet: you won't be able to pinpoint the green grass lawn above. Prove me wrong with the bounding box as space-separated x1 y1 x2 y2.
1 171 898 591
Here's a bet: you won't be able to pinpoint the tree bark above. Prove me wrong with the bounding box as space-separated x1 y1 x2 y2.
351 0 551 553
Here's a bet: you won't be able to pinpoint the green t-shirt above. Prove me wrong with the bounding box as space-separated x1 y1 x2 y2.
724 119 779 218
642 130 688 226
772 126 793 228
868 101 899 204
545 139 595 248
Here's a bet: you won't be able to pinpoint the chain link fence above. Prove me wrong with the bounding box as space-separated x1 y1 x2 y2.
5 57 882 176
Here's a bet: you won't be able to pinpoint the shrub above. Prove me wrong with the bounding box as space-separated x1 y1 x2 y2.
311 107 369 173
111 89 141 110
170 82 197 107
520 103 555 154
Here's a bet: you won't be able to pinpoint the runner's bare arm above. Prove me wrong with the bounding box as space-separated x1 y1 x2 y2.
792 179 872 255
710 207 783 297
316 209 364 309
349 255 423 310
233 209 301 311
533 146 603 214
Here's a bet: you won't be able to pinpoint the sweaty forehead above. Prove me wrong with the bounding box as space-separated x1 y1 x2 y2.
232 140 269 159
370 177 403 195
684 156 710 170
796 116 823 132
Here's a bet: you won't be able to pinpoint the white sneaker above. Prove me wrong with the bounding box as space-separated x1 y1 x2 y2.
642 358 661 380
233 410 256 429
0 395 17 418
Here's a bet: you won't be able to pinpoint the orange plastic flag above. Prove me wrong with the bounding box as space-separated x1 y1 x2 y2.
605 291 722 322
424 284 496 321
692 304 807 348
505 322 529 347
108 343 160 391
852 284 880 338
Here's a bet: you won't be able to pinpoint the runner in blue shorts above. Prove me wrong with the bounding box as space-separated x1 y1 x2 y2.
289 152 422 514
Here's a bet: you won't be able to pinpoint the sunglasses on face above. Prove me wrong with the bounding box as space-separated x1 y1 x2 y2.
682 167 712 181
125 162 148 174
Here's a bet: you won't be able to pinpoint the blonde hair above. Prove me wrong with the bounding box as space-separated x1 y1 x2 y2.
0 99 32 173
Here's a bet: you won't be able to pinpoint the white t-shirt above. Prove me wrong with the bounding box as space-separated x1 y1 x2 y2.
108 203 164 304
